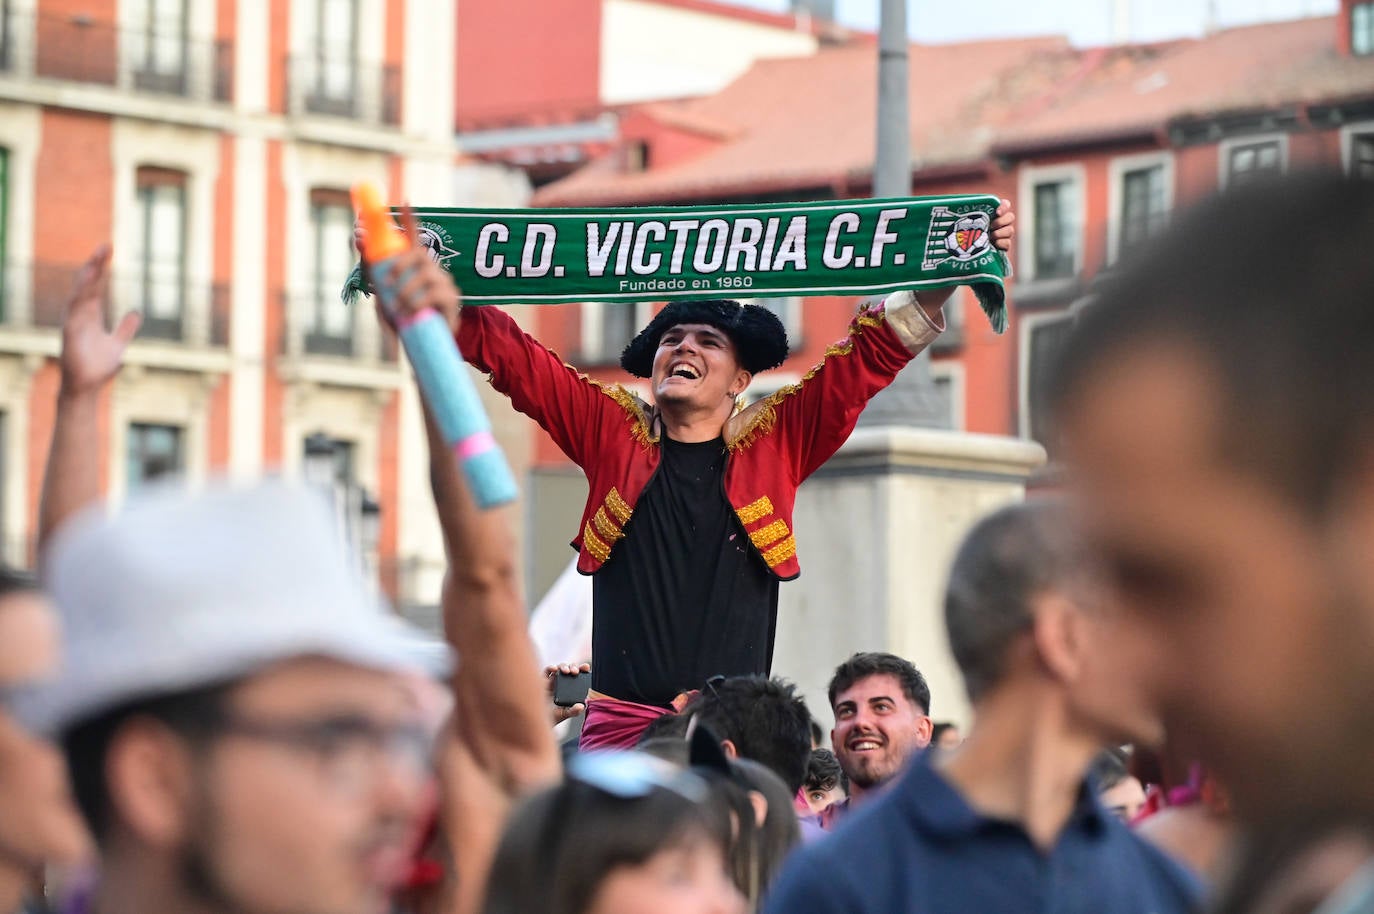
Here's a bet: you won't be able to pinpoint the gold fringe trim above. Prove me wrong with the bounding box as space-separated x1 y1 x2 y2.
586 376 659 450
763 535 797 567
605 487 633 525
749 520 790 550
583 523 612 564
592 506 624 542
736 496 775 526
727 308 887 453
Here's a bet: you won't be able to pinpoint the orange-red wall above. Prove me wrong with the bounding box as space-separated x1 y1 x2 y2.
455 0 602 123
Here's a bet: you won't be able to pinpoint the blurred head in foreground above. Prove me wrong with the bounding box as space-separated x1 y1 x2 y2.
483 751 744 914
0 568 91 913
21 480 444 914
945 499 1162 748
1051 171 1374 828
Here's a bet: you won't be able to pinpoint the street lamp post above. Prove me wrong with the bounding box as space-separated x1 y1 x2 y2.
856 0 949 430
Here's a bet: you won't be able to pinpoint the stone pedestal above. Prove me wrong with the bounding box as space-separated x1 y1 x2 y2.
772 427 1045 732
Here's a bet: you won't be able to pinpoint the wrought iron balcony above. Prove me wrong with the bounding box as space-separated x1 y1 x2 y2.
4 261 229 348
281 289 398 363
4 11 232 103
284 54 400 126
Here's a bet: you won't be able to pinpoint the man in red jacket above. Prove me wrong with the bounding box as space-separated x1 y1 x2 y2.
367 202 1014 748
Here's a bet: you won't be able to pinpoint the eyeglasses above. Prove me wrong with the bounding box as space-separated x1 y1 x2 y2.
567 751 709 803
205 710 433 794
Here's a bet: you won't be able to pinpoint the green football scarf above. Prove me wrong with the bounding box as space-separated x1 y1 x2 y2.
342 194 1010 332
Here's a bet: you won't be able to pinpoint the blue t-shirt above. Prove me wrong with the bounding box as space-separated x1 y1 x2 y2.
764 755 1202 914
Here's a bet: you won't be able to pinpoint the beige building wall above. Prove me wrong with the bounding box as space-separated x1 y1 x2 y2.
772 428 1046 733
600 0 819 104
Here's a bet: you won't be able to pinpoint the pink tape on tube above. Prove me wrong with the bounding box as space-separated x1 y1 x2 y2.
454 430 498 461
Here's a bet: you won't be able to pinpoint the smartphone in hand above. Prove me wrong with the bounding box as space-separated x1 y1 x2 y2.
552 670 591 707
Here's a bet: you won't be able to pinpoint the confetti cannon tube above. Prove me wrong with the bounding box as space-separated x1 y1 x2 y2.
352 183 517 509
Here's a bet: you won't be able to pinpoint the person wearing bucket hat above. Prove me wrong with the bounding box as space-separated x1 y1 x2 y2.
361 202 1016 753
27 244 558 914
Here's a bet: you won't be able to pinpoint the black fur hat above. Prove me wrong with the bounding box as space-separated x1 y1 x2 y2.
619 299 790 378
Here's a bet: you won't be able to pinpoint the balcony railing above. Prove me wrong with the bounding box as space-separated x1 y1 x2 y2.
284 54 400 126
7 11 232 103
281 290 398 364
2 262 229 347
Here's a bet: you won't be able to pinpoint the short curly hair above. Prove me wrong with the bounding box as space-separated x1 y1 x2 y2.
619 299 789 378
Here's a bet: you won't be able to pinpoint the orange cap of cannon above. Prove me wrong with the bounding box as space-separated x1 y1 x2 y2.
351 182 409 263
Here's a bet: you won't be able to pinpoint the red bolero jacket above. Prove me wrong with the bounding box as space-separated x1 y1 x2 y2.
456 293 943 581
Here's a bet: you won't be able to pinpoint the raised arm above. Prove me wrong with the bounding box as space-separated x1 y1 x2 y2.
38 245 141 552
367 223 558 914
356 215 624 471
761 200 1016 481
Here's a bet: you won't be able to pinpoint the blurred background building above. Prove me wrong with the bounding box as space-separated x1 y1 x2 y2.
1 0 1371 625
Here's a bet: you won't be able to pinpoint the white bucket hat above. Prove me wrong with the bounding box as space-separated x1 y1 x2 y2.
16 477 450 736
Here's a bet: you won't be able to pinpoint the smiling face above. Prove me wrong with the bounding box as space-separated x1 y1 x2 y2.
830 674 932 794
650 324 751 417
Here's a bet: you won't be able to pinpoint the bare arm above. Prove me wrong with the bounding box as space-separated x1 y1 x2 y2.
369 215 558 914
38 245 141 552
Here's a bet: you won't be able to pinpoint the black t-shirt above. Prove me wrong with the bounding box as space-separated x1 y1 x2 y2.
591 435 779 706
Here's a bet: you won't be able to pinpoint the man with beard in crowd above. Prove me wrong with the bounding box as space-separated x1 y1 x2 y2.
822 653 932 829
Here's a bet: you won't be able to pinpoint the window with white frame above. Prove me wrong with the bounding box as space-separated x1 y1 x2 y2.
929 362 962 431
0 5 11 73
0 147 8 321
1020 311 1076 448
579 301 651 365
134 167 188 340
129 0 188 90
304 435 356 486
0 410 6 557
306 0 359 112
742 296 803 351
1119 163 1169 250
308 190 355 355
1030 178 1079 280
127 423 184 491
1354 3 1374 56
1225 139 1284 186
1350 131 1374 180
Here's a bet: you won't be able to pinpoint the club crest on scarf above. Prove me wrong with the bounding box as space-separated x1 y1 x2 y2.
922 206 995 269
418 223 461 265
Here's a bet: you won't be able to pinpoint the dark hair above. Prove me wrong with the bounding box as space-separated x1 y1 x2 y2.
930 722 958 744
827 652 931 716
944 499 1096 702
636 710 691 744
1050 171 1374 515
731 757 801 903
61 681 235 841
808 718 824 748
683 676 812 795
1090 747 1131 792
619 298 790 377
804 748 847 795
483 774 730 914
0 565 37 600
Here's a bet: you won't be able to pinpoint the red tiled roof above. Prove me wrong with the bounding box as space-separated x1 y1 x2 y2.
535 35 1073 205
630 0 863 40
994 16 1374 152
533 15 1374 207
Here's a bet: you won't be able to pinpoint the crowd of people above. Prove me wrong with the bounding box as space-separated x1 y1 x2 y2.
1 170 1372 914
